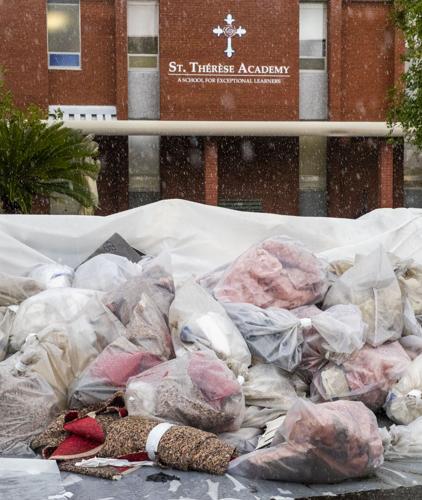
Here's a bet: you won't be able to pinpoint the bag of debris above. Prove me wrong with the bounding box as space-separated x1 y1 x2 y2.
68 337 162 408
105 253 174 325
170 280 251 376
204 236 328 310
385 354 422 425
312 341 411 410
126 350 245 433
400 335 422 360
0 306 16 361
225 301 365 373
390 255 422 317
105 254 175 360
27 263 74 289
228 399 384 483
0 355 61 455
323 247 404 347
219 427 262 455
224 303 304 372
381 417 422 461
294 303 366 382
73 254 143 292
0 271 44 307
8 288 125 355
242 364 304 413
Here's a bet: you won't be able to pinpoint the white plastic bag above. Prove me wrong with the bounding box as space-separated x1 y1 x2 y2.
68 337 162 408
242 364 303 412
73 254 143 292
381 417 422 461
170 280 251 376
228 399 384 483
0 271 44 307
27 263 74 289
312 341 411 410
9 288 124 354
324 247 404 346
385 354 422 424
126 350 245 433
0 306 16 361
224 303 303 372
0 355 61 455
205 236 328 310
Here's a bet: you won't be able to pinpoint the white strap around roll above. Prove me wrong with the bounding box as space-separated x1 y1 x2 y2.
145 422 174 461
300 318 312 329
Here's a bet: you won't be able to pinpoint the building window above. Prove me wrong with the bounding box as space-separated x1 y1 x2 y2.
299 3 327 71
47 0 81 69
128 1 159 71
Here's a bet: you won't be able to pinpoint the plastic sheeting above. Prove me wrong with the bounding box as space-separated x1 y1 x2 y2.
0 201 421 288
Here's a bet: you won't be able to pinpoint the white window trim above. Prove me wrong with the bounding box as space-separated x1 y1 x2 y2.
128 0 159 73
47 1 82 71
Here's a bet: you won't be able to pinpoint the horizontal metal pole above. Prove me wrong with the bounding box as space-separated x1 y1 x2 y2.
58 120 405 137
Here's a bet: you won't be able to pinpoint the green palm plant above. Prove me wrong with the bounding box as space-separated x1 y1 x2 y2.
0 80 101 214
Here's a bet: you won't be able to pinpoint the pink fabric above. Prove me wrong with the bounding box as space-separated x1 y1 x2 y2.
214 238 327 309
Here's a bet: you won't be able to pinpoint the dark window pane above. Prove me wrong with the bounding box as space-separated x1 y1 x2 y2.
129 55 158 69
128 37 158 55
300 58 325 70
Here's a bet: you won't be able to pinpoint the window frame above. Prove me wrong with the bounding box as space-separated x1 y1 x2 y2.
127 0 159 73
47 0 82 71
299 2 327 74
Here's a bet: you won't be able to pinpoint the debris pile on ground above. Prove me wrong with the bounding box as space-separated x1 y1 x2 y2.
1 232 422 484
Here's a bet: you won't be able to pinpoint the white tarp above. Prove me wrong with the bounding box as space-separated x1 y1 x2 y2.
1 200 422 286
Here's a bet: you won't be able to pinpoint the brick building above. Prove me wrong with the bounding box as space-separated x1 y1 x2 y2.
1 0 421 217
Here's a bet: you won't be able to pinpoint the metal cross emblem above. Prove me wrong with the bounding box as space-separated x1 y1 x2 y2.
213 14 247 58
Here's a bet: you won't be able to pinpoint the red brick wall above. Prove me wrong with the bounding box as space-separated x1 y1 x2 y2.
160 0 299 120
48 0 117 106
329 1 398 121
0 0 49 109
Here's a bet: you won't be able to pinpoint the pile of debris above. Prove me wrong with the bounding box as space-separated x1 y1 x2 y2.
1 232 422 483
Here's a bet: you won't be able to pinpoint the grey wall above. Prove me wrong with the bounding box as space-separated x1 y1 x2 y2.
128 71 160 119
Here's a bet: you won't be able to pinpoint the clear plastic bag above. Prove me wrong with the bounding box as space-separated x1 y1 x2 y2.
68 336 162 408
382 417 422 460
312 341 411 410
0 306 15 361
73 253 143 292
391 255 422 317
323 247 404 347
242 364 303 412
9 288 125 355
228 399 384 483
106 253 174 325
0 271 44 307
0 355 61 455
400 335 422 360
27 263 74 289
207 236 328 310
170 280 251 376
294 304 367 382
224 302 303 372
126 350 245 433
385 354 422 424
219 427 262 455
105 254 175 360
